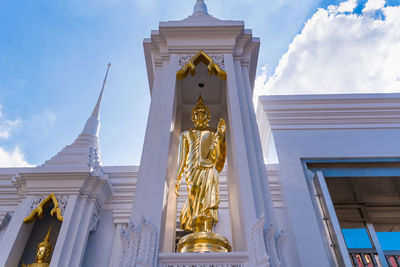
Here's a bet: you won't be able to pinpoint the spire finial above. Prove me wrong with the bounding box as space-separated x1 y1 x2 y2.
92 63 111 118
80 63 111 137
193 0 208 15
44 225 52 242
38 225 52 249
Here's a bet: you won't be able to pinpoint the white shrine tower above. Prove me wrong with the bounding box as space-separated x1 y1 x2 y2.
118 1 286 266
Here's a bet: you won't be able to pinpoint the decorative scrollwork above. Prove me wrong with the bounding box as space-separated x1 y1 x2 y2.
210 54 225 70
89 146 102 170
89 206 100 233
249 213 270 267
264 223 282 267
119 220 140 267
276 229 289 267
56 195 68 216
26 196 45 217
119 216 157 267
178 54 193 68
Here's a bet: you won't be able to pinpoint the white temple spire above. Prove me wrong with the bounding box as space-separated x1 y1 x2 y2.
40 63 111 169
193 0 208 15
81 63 111 137
92 62 110 118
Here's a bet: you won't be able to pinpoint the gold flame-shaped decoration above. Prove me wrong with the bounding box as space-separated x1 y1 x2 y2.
176 50 227 81
24 193 63 223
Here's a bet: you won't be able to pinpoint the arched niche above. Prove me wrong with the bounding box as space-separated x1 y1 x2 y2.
176 51 227 131
18 193 63 266
160 51 233 253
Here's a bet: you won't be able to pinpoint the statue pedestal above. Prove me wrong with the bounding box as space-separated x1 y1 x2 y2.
177 215 231 253
177 231 232 253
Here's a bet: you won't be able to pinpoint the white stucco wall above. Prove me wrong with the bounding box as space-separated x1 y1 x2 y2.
257 93 400 267
81 210 115 267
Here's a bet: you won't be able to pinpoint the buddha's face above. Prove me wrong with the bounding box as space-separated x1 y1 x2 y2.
193 108 209 127
36 246 47 262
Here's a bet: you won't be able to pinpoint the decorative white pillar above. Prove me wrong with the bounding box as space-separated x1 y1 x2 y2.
239 60 283 266
224 54 274 266
108 224 123 266
224 53 259 247
160 105 182 253
124 54 180 265
0 197 34 267
51 193 98 267
50 194 78 267
131 54 179 226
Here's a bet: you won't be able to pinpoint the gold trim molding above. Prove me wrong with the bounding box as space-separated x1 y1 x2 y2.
24 193 64 223
176 50 227 81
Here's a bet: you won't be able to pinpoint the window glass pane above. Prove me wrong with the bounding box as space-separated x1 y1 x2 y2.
342 228 373 249
376 232 400 250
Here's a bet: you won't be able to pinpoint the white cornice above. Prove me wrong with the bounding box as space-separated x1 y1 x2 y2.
12 172 91 195
259 93 400 130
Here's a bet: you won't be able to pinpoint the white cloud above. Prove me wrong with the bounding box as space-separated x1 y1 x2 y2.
256 1 400 95
0 119 21 139
0 146 33 167
337 0 358 13
363 0 386 12
0 104 21 139
0 104 33 167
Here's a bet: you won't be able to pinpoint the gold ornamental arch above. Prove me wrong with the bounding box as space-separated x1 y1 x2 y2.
176 50 227 81
24 193 64 223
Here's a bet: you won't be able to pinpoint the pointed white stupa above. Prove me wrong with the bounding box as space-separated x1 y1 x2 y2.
193 0 208 16
181 0 220 23
40 64 111 171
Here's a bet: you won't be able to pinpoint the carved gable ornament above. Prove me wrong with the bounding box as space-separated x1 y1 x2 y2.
24 193 65 223
176 50 227 81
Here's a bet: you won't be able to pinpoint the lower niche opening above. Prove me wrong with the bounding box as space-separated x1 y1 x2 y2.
19 203 62 266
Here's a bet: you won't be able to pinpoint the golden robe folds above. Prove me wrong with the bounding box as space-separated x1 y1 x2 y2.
176 122 226 232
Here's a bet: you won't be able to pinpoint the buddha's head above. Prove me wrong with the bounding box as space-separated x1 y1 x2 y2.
35 226 53 263
192 94 210 127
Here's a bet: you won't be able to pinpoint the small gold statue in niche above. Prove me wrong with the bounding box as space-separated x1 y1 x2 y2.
22 226 53 267
174 95 232 253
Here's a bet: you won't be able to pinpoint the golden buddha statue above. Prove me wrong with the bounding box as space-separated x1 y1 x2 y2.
174 95 231 253
22 226 53 267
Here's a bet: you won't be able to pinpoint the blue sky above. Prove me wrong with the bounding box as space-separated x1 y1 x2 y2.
0 0 399 166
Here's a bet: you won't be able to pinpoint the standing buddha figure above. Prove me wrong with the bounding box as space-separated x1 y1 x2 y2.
174 94 231 252
22 226 53 267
